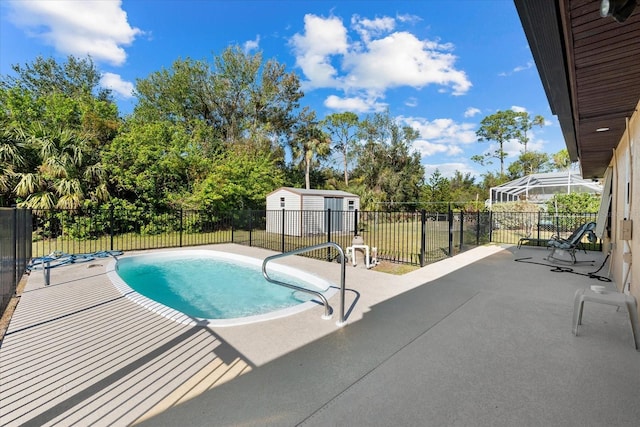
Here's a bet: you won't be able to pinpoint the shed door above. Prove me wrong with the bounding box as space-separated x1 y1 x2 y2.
324 197 342 231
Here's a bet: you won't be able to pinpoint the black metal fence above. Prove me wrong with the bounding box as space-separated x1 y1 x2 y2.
29 207 495 267
2 207 602 317
1 208 32 314
27 207 601 267
489 210 600 251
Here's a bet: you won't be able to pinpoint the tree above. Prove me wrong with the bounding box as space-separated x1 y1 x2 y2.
2 55 110 100
0 125 27 205
102 120 208 211
134 46 303 150
322 112 359 186
449 171 483 210
516 112 544 154
551 148 574 171
546 193 600 213
474 109 522 177
291 108 331 189
13 124 109 209
352 110 424 210
422 169 451 212
191 146 284 211
507 151 551 179
1 56 118 207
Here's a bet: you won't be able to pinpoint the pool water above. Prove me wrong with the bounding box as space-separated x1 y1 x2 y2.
115 251 330 321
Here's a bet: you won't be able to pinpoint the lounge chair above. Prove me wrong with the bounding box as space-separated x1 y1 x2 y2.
545 221 597 264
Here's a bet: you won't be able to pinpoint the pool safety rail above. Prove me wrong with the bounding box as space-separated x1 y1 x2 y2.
28 250 123 286
262 242 347 326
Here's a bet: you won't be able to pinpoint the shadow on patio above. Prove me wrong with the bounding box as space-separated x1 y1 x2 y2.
0 259 253 426
1 244 638 426
140 245 640 426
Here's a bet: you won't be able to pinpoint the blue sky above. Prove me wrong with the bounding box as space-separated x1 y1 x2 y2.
0 0 566 180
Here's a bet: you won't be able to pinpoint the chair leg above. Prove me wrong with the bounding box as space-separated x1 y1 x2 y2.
572 289 585 335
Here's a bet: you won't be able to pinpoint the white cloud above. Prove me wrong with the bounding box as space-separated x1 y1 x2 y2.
351 15 395 43
511 105 527 113
414 139 462 157
324 94 387 113
100 72 134 98
396 116 477 164
396 13 422 24
289 14 471 111
290 14 348 88
513 61 533 72
343 31 471 95
405 97 418 107
499 61 534 77
244 35 260 53
7 0 141 66
423 163 478 179
464 107 481 118
399 116 477 146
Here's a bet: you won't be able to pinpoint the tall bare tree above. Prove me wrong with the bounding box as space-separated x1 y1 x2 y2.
323 112 359 186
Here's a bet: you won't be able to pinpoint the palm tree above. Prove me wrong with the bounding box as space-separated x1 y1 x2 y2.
0 125 27 205
291 109 331 189
14 124 108 209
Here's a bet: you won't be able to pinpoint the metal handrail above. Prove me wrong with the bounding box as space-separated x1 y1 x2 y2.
262 242 347 326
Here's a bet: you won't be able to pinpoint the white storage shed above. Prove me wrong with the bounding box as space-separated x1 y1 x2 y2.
266 187 360 236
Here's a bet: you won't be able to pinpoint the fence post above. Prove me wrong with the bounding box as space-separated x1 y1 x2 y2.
12 207 17 289
231 212 235 243
281 208 285 253
326 208 332 261
109 205 114 251
459 211 464 251
179 209 183 247
420 209 426 267
354 209 358 236
489 211 494 242
476 210 480 245
249 210 253 247
448 203 453 256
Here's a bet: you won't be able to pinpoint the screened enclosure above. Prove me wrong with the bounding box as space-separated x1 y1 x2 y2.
488 172 602 209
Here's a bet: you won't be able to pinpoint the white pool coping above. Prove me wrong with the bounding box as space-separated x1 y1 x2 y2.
106 249 338 327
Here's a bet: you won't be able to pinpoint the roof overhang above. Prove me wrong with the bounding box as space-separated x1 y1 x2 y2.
514 0 640 179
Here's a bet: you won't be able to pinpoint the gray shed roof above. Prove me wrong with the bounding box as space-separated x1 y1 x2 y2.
270 187 359 198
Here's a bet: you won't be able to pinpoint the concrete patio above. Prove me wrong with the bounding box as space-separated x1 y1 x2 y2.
1 243 638 426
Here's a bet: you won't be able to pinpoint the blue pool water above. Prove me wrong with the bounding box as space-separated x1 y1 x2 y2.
115 251 331 321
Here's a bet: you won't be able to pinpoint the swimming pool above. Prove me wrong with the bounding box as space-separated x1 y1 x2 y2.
107 250 336 326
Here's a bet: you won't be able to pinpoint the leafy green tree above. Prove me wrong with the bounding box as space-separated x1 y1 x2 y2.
478 170 510 202
546 193 600 213
474 109 523 177
322 112 359 186
449 171 483 210
353 110 424 210
191 146 284 211
551 148 574 171
421 169 451 212
507 151 551 179
134 46 303 151
1 55 110 100
102 120 207 211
